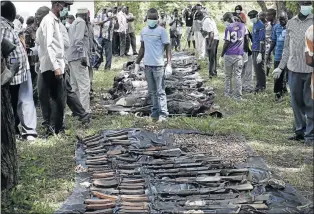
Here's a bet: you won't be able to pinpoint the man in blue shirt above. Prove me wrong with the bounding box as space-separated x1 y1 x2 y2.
267 11 288 102
248 10 266 93
134 8 172 122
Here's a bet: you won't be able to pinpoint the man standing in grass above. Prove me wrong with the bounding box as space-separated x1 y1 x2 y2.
248 10 266 93
273 1 313 144
267 11 288 102
134 8 172 122
220 12 248 102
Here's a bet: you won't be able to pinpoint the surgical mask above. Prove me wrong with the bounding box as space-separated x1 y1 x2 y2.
236 10 241 14
147 19 158 28
59 6 68 18
107 12 113 17
250 17 257 24
224 21 230 27
65 22 71 29
300 5 313 16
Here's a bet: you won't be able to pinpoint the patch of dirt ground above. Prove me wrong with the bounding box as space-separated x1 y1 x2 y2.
171 134 257 165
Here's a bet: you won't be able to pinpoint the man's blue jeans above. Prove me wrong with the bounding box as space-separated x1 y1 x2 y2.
144 66 168 119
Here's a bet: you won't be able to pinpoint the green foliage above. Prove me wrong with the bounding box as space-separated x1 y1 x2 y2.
286 1 299 15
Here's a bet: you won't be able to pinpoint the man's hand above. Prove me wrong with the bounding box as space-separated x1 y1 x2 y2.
81 57 87 67
55 68 63 79
165 63 172 78
134 63 140 74
272 68 282 79
243 52 248 63
256 53 263 64
219 57 223 67
266 52 271 62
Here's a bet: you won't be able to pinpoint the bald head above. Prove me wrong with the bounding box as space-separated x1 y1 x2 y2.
278 11 288 26
36 6 50 26
258 11 266 23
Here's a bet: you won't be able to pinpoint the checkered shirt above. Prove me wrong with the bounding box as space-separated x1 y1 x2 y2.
1 17 28 85
279 14 313 73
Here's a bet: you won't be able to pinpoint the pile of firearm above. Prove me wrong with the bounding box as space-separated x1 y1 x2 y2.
79 130 275 214
103 52 222 118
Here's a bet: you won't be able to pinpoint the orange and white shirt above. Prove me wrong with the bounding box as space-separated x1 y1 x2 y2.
305 25 314 99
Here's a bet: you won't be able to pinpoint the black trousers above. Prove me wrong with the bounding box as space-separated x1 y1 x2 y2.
38 71 66 133
9 84 20 135
252 51 266 91
126 32 137 54
103 39 113 69
112 32 120 55
273 61 287 96
119 32 126 56
207 39 219 76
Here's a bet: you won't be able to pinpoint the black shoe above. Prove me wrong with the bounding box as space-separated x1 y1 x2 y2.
288 134 305 141
133 52 138 55
44 126 55 139
275 94 282 102
79 113 90 125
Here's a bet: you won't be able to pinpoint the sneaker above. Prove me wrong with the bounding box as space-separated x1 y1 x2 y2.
157 116 167 123
150 117 158 123
275 94 282 103
26 135 36 141
288 134 304 141
80 113 91 125
133 52 138 55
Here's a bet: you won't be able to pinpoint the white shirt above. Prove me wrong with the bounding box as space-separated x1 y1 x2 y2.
36 11 65 74
117 11 128 33
202 17 219 40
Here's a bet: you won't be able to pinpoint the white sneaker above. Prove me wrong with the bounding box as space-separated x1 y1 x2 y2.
26 135 36 141
157 116 167 123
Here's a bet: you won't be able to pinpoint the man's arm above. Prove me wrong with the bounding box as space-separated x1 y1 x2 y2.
268 26 276 55
165 43 171 65
135 41 144 64
305 52 314 67
221 41 230 57
244 34 249 52
127 13 135 22
278 24 290 70
60 24 70 49
258 25 265 53
73 21 86 57
221 29 230 57
43 21 60 71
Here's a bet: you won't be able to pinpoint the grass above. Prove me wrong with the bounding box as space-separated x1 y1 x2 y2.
2 44 313 213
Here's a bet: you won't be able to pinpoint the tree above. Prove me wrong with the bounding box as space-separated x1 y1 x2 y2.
257 0 267 12
1 83 18 192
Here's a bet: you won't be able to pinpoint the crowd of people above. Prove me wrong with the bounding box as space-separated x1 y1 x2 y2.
1 0 313 145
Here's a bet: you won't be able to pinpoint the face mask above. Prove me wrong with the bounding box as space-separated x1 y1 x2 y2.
224 21 230 27
250 17 257 24
59 6 68 18
65 22 71 28
147 19 158 28
107 12 113 17
236 10 241 14
300 5 312 16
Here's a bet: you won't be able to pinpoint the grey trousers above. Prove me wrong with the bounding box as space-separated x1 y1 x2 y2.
288 71 314 141
103 39 112 69
10 70 37 137
69 60 91 113
242 55 254 92
252 51 266 91
224 55 243 100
